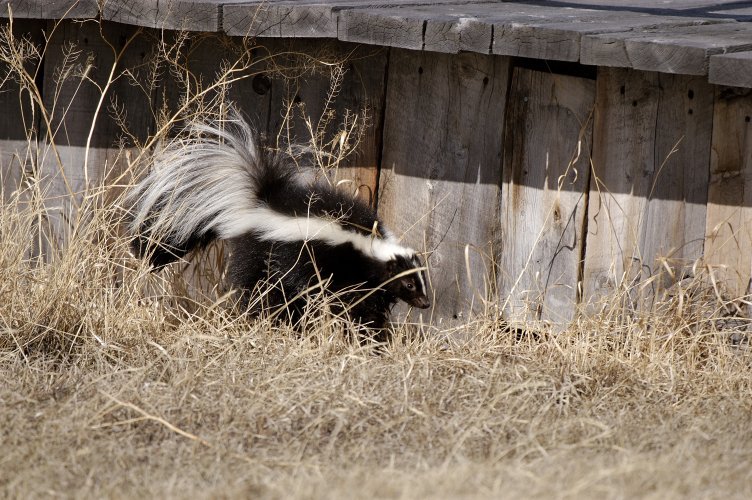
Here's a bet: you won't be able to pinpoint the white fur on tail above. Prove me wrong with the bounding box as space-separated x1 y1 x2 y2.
127 116 261 245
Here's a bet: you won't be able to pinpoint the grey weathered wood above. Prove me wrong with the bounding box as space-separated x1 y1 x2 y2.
224 1 338 38
704 87 752 298
338 7 429 51
37 21 157 257
338 2 726 60
709 7 752 22
498 66 594 323
223 0 491 40
157 32 273 128
0 19 45 205
582 22 752 75
101 0 225 31
338 2 502 53
261 39 387 202
639 73 712 289
542 0 751 21
493 14 723 62
519 0 750 13
378 49 509 323
0 0 98 19
582 68 712 310
709 51 752 88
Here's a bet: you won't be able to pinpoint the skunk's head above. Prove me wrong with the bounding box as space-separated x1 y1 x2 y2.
385 253 431 309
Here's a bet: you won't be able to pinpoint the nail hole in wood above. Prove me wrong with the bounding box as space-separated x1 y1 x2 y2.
252 74 271 96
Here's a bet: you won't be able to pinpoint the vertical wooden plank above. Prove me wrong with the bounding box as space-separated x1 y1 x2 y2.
0 19 44 203
264 39 388 203
583 68 658 309
704 88 752 299
378 49 509 323
499 66 594 323
641 73 712 286
170 33 272 128
39 20 157 256
583 67 712 310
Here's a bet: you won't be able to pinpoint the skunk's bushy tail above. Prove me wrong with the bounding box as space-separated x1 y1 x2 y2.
127 115 277 267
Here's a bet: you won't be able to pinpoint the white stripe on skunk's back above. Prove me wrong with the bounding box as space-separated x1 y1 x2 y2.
228 206 417 263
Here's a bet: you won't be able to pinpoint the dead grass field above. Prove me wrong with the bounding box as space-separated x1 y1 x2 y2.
2 16 752 499
2 195 751 498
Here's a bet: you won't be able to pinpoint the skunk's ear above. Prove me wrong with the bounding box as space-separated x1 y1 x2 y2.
386 258 398 274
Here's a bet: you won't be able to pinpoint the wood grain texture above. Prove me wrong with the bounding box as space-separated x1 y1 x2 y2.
224 2 337 38
704 87 752 298
338 3 715 58
583 68 713 310
338 7 427 51
485 5 716 62
582 22 752 75
180 37 385 197
224 0 489 39
163 33 274 129
335 1 733 64
498 66 594 323
0 0 98 19
37 21 156 256
337 2 500 53
520 0 750 13
101 0 224 31
709 7 752 22
378 49 509 323
709 51 752 88
491 9 717 62
262 39 388 203
0 19 45 203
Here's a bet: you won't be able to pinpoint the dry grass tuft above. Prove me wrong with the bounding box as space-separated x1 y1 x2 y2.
2 15 752 500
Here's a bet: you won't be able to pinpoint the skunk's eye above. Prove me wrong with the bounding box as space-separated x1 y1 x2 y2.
405 282 415 291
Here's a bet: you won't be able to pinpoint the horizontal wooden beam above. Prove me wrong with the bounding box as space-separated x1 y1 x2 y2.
581 22 752 75
0 0 99 19
710 50 752 88
100 0 225 32
3 0 752 85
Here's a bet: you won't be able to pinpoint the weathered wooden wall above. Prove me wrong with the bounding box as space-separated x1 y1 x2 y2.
2 16 752 325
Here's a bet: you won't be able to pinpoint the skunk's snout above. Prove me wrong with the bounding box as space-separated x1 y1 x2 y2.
409 295 431 309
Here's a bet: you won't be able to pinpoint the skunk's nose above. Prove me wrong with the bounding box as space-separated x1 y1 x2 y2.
410 296 431 309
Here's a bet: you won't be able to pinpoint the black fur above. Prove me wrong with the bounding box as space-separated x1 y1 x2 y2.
250 152 390 239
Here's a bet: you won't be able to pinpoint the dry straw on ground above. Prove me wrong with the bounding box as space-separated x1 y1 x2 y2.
2 15 752 500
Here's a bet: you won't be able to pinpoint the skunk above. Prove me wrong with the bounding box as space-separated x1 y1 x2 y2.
126 113 430 339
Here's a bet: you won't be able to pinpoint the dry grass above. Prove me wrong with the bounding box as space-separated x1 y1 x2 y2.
2 15 752 500
2 258 752 499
